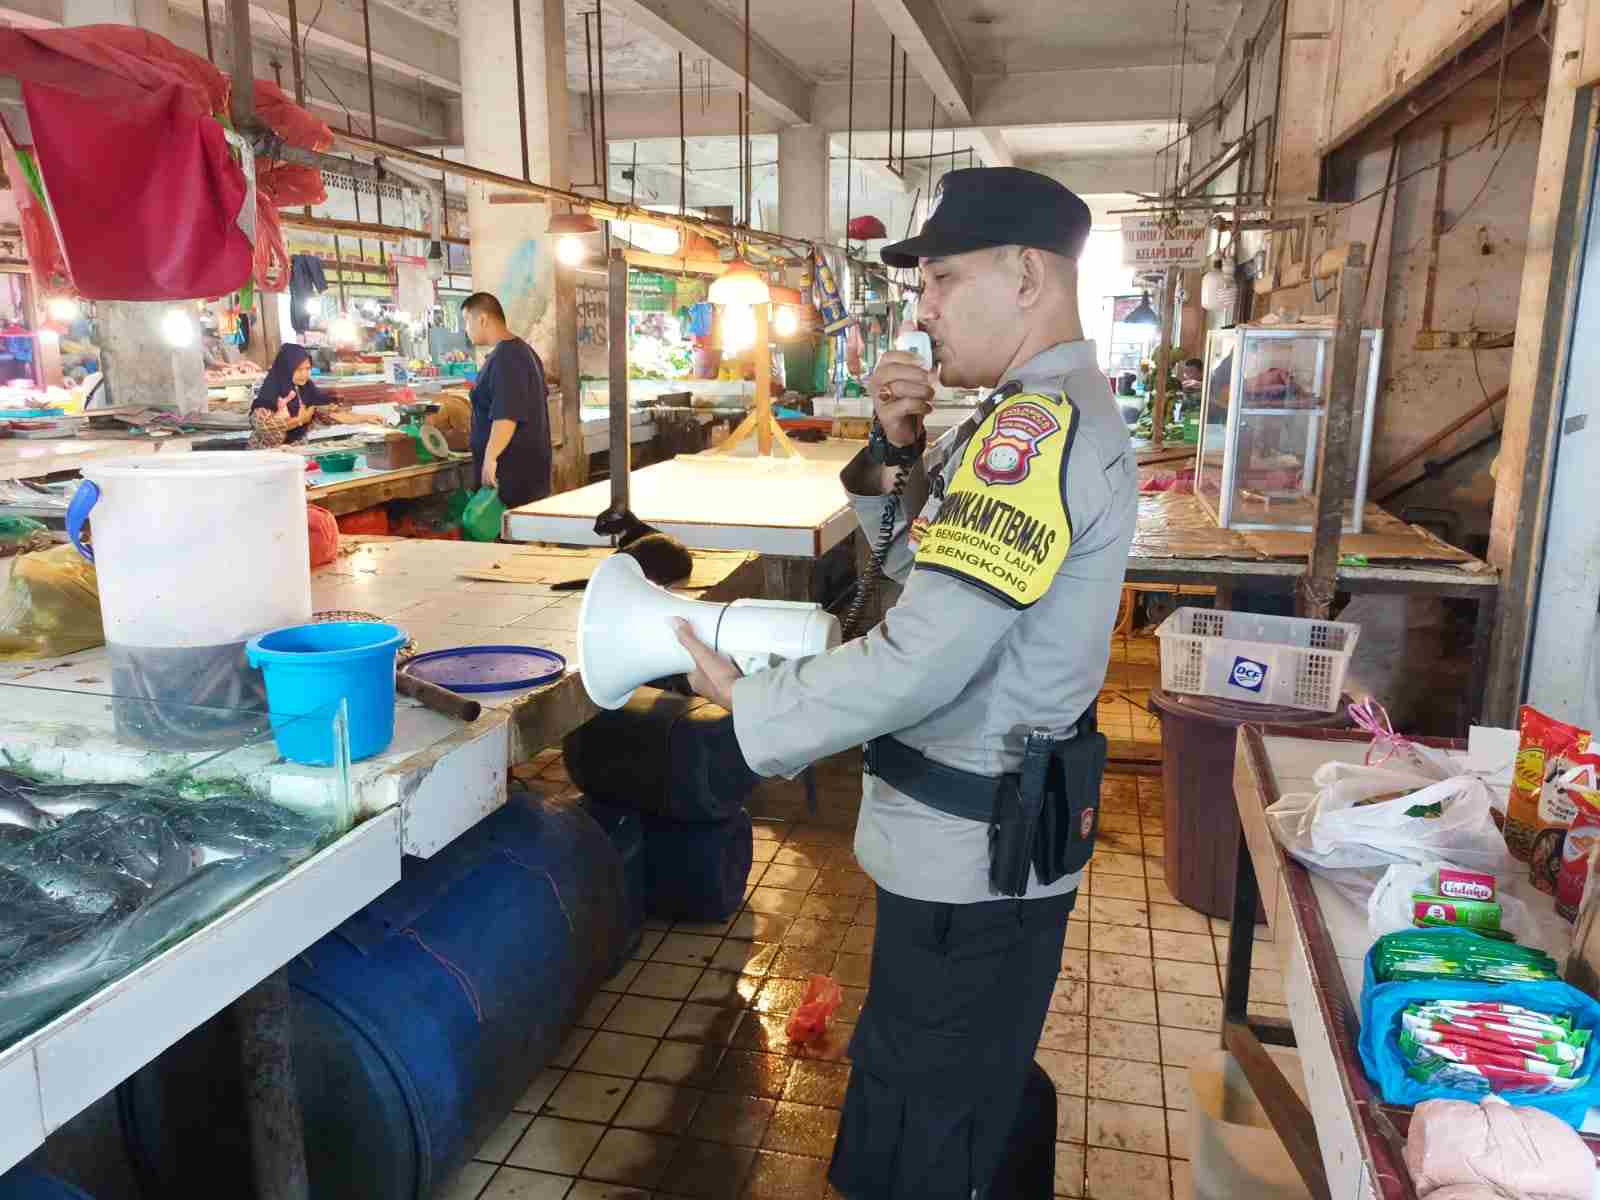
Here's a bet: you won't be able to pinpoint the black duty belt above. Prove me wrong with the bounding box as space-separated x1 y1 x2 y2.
863 709 1096 825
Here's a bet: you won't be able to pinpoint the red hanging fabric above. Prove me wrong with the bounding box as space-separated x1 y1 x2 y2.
22 80 252 300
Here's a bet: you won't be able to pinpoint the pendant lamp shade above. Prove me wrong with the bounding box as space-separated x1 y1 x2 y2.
709 258 771 305
1125 292 1160 326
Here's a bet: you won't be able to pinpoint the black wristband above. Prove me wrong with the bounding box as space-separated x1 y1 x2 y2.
868 419 925 467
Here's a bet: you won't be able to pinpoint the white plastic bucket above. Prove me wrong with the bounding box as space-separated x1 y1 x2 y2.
68 452 312 745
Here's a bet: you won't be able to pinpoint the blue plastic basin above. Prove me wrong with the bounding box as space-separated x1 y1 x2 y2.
246 622 407 764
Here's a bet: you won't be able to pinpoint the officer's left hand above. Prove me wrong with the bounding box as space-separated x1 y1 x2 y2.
673 619 741 711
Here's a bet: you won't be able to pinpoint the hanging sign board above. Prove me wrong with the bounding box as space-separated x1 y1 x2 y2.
628 271 675 312
1121 214 1210 269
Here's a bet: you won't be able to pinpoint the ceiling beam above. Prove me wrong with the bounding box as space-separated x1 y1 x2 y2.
970 127 1012 169
598 0 812 126
865 0 973 119
168 0 460 93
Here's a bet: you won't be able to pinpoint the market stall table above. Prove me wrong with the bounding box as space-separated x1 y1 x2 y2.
0 538 761 1174
1227 726 1600 1200
1127 493 1500 732
503 451 861 602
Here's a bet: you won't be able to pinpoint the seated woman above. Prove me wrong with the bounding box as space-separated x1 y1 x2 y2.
247 344 334 449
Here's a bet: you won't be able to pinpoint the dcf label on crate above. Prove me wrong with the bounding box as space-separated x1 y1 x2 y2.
1230 656 1268 693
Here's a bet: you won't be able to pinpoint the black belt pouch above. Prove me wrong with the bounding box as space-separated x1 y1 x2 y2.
1032 719 1108 886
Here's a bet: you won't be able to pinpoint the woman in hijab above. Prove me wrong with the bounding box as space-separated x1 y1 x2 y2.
247 344 333 449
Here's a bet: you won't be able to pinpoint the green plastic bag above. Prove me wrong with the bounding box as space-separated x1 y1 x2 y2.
462 487 506 542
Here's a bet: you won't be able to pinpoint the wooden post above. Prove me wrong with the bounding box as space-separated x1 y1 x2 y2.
1298 245 1366 621
755 303 773 456
1152 267 1178 449
606 249 630 517
235 970 309 1200
225 0 256 128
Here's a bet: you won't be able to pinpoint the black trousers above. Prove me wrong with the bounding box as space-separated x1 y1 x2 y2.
829 885 1076 1200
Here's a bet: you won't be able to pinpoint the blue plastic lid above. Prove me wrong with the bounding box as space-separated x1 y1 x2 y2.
400 645 567 693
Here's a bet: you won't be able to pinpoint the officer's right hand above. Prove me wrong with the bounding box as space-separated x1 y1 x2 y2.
868 350 936 447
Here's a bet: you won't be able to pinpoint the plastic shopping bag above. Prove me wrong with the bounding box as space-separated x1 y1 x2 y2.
1366 862 1573 963
0 544 104 660
1360 937 1600 1127
785 974 844 1044
1268 761 1515 876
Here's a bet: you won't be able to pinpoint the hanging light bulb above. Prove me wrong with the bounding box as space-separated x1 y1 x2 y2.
46 296 81 322
161 308 196 348
708 258 770 305
722 305 758 354
557 235 587 267
773 306 800 339
426 240 446 281
329 314 361 347
548 209 599 269
1124 292 1160 327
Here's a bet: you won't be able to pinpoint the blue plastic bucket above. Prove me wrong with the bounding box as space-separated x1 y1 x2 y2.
246 622 407 764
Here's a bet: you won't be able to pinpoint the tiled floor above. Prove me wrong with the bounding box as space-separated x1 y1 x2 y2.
470 628 1275 1200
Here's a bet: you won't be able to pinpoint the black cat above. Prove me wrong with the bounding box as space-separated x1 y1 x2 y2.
550 509 694 591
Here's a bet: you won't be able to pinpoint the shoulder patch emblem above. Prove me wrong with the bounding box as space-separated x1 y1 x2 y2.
913 391 1078 609
972 399 1059 486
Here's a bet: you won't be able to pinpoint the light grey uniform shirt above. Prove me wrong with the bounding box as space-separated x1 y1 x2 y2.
731 340 1138 903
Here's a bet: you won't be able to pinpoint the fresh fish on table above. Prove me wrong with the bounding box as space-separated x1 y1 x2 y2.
158 801 328 863
52 810 199 893
104 853 294 960
19 857 149 918
0 791 57 832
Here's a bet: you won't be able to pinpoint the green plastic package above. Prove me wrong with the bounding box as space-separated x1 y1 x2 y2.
462 487 506 543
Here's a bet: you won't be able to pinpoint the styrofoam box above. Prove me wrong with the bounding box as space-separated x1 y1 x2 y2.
1156 607 1360 712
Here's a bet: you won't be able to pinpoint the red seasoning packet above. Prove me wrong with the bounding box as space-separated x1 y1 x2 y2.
1556 768 1600 921
1508 706 1590 864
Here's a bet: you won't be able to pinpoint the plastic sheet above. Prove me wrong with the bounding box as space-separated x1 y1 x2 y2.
0 544 105 660
0 760 339 1049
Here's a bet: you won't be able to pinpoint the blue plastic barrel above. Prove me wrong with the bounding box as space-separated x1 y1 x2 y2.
245 621 407 764
640 807 753 922
579 796 646 970
118 793 625 1200
0 1169 94 1200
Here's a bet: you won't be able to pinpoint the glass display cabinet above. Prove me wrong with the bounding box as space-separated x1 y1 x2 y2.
1194 324 1382 533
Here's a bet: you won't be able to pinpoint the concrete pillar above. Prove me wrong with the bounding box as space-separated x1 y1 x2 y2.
97 302 207 414
62 0 170 35
63 0 202 412
779 126 829 244
459 0 570 367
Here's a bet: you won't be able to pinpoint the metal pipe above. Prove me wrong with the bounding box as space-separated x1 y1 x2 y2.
584 13 600 189
678 53 687 215
1372 386 1507 491
235 970 310 1200
844 0 856 243
900 50 908 171
606 249 630 517
202 0 215 63
287 0 304 106
513 0 531 180
887 36 897 174
361 0 384 266
596 5 609 203
227 0 257 128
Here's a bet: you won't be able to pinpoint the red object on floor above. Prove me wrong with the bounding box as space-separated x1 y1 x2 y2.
390 517 462 541
336 507 392 536
785 974 844 1043
307 504 340 567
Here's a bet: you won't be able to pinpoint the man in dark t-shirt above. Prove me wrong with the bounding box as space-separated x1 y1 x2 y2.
462 291 552 509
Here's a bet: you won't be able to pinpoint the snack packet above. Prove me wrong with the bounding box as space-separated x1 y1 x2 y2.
1555 772 1600 921
1412 894 1502 932
1506 706 1590 863
1532 752 1600 895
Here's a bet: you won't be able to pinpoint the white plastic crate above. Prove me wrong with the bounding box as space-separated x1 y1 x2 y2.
1155 607 1360 712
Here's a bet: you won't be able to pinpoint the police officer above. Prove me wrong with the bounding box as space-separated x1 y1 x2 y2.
675 168 1138 1200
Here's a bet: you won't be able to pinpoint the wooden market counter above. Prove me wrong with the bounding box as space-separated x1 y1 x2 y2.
1227 727 1600 1200
0 537 762 1174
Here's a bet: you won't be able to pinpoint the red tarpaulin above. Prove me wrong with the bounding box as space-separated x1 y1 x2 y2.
0 26 327 301
21 79 252 299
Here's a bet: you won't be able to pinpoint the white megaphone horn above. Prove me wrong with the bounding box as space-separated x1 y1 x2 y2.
579 553 842 710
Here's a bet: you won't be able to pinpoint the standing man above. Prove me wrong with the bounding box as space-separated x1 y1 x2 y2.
674 169 1138 1199
461 291 552 508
